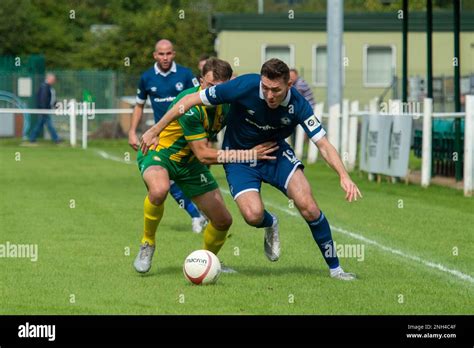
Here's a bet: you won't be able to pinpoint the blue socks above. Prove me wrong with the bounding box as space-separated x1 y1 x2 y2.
169 182 201 218
256 210 274 228
307 211 340 269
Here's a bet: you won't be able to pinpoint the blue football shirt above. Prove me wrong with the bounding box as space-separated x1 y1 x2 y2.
136 62 199 123
199 73 325 150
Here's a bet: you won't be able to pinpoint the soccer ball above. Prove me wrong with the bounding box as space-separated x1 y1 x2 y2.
183 250 221 285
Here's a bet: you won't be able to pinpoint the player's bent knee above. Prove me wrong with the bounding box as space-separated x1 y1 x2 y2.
242 209 264 227
148 188 168 206
212 214 232 231
299 201 320 221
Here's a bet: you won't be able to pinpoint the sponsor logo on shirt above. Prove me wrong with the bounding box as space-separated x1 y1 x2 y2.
154 96 176 103
245 118 277 131
304 115 320 132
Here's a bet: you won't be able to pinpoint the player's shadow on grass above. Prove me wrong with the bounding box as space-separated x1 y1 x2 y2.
236 265 327 278
135 265 327 278
166 223 192 232
133 266 182 277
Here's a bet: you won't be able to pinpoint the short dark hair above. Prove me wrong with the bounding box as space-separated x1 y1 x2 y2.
199 54 211 62
260 58 290 83
202 58 233 81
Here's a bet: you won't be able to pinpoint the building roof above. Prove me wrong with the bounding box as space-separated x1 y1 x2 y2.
212 11 474 32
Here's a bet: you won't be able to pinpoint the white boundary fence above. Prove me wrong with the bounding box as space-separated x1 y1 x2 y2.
0 102 154 150
0 95 473 196
289 96 473 197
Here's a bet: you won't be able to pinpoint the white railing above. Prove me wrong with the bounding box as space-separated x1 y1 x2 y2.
290 96 473 197
1 95 473 196
0 104 154 149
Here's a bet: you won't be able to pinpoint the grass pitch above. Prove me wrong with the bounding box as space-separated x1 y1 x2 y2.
0 139 472 314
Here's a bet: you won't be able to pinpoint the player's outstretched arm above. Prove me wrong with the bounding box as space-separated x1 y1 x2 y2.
140 92 202 154
188 139 279 165
129 103 144 151
315 136 363 202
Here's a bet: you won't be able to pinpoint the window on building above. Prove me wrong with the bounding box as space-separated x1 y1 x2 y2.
313 45 327 86
312 45 346 86
263 45 293 67
364 45 395 87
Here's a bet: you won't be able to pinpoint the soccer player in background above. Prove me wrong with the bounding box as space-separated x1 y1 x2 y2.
128 39 207 233
141 58 363 281
134 58 277 273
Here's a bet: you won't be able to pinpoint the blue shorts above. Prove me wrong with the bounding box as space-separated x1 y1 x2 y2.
224 144 304 200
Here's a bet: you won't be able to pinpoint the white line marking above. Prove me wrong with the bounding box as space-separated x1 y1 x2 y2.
331 226 474 284
94 149 133 165
96 150 474 285
220 189 474 285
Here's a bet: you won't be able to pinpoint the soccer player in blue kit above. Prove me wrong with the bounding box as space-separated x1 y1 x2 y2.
129 39 207 233
140 58 362 280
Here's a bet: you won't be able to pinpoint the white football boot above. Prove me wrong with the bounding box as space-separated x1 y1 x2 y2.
220 261 238 274
192 215 208 234
264 214 280 262
330 266 356 281
133 242 155 273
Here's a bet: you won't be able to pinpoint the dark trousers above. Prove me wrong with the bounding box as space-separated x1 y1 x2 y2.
29 115 60 142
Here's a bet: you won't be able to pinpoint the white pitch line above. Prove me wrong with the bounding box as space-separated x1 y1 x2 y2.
94 149 133 165
331 226 474 284
96 150 474 286
219 191 474 285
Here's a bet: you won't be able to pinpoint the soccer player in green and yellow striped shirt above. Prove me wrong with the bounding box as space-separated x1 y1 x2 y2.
133 58 277 273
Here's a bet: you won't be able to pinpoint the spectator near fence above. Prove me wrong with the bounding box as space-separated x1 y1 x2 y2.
289 68 315 110
289 69 316 144
29 73 61 144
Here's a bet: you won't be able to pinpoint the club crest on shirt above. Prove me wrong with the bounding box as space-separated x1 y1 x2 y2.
151 87 157 92
280 116 291 125
209 86 217 99
175 82 184 91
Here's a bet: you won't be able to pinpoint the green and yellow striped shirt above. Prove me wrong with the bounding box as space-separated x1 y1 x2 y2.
155 86 229 163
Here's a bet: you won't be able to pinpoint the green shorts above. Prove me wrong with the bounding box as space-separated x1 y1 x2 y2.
137 149 218 198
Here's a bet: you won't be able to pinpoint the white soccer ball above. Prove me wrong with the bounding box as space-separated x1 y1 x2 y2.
183 250 221 285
